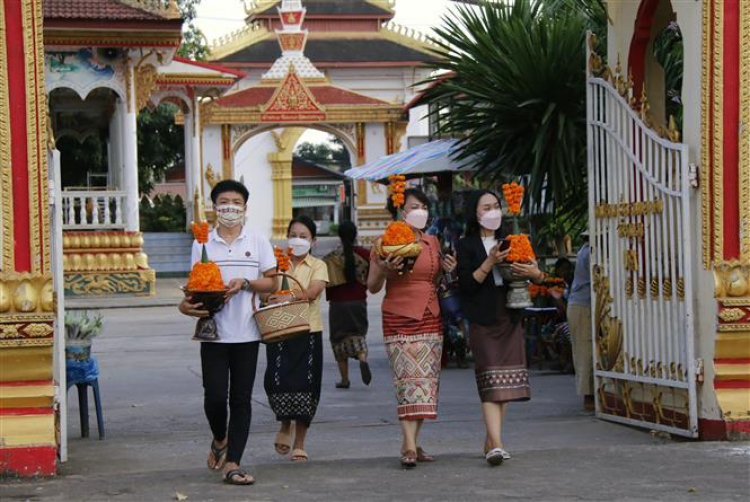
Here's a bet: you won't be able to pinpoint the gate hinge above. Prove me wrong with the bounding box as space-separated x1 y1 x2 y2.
695 358 705 383
688 164 700 188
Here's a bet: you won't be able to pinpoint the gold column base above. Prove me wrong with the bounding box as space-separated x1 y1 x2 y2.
62 230 156 296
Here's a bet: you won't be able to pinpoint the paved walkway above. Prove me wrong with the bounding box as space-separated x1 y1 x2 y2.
2 303 749 501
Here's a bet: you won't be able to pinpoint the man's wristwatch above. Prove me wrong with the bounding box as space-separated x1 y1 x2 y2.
241 279 251 292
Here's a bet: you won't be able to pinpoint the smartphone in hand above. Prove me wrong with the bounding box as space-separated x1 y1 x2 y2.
498 239 511 252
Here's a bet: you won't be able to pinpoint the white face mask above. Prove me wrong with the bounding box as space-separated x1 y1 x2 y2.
215 204 245 228
289 237 312 257
404 208 429 230
479 209 503 231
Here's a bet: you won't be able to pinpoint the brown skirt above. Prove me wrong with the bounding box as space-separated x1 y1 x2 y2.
468 288 530 404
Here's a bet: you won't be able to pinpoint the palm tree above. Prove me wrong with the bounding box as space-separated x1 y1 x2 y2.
423 0 593 222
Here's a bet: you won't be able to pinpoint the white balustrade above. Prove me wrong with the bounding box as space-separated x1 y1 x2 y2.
61 190 127 230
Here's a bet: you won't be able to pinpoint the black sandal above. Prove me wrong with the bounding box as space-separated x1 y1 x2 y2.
207 440 227 470
223 468 255 485
335 380 351 389
400 450 417 469
360 361 372 386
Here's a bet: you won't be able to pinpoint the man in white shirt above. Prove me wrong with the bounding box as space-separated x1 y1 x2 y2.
179 180 276 485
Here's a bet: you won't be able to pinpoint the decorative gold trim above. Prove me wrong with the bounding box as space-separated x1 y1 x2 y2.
740 0 750 260
701 0 713 268
43 31 182 49
202 106 404 126
0 338 53 348
718 323 750 332
64 270 156 297
35 0 50 276
156 75 236 87
718 308 748 323
221 124 232 180
720 297 750 307
135 64 159 112
713 0 724 262
713 259 750 297
0 0 13 271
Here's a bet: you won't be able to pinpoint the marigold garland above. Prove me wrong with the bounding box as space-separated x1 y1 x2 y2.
502 182 524 216
389 175 406 208
191 221 210 244
187 221 225 291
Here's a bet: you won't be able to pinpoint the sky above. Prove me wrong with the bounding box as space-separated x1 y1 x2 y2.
194 0 455 45
193 0 456 146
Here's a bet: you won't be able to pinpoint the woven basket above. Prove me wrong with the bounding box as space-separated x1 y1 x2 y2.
252 273 311 344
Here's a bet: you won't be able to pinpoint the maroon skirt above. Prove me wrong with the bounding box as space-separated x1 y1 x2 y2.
468 289 530 404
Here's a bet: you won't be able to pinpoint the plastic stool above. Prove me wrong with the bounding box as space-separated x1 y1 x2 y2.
67 379 105 439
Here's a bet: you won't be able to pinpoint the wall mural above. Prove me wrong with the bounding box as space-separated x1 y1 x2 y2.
45 48 125 99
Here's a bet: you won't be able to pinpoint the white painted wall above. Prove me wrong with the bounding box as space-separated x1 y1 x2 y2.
363 122 388 208
234 130 277 238
201 125 223 208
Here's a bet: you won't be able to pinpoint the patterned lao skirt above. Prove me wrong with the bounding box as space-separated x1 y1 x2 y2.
468 289 530 404
383 309 443 420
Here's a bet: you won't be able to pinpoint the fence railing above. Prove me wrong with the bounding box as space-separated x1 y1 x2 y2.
62 190 127 230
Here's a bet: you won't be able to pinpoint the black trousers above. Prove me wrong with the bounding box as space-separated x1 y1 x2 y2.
200 341 259 464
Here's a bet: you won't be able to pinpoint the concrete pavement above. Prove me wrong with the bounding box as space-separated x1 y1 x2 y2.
1 302 749 501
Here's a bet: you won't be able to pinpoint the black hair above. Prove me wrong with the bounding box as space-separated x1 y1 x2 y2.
386 187 430 220
210 179 249 204
555 257 574 285
464 189 503 239
287 214 317 239
338 221 358 283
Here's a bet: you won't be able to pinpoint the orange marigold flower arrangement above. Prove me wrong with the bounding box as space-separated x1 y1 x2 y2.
187 221 226 291
501 181 535 263
273 246 293 294
382 221 415 246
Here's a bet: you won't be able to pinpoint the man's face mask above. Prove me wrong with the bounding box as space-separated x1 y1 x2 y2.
214 204 245 228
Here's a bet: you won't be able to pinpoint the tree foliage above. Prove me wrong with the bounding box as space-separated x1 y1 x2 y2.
176 0 209 61
295 137 352 171
423 0 595 226
137 103 184 194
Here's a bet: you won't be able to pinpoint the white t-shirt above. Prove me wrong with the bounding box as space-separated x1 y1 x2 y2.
191 226 276 343
481 236 504 286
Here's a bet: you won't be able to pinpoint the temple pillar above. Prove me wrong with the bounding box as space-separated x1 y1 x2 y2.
268 128 304 238
0 0 58 476
122 66 139 232
183 108 195 226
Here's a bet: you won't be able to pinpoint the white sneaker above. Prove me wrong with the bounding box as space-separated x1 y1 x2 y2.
499 448 511 460
485 448 504 466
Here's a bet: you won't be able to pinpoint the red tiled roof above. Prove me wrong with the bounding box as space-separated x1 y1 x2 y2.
216 87 276 108
172 57 247 78
216 84 389 108
43 0 173 21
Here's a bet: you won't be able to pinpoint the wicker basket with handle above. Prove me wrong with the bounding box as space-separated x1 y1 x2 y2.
252 273 311 344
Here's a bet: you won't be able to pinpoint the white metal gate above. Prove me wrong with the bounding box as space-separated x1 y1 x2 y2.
586 61 698 437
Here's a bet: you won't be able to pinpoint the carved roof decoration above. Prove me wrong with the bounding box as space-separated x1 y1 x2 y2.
247 0 395 18
44 0 180 21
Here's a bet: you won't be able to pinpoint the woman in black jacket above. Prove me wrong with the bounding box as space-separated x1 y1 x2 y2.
456 190 544 466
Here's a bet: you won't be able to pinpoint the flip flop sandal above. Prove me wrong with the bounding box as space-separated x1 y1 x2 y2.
274 423 295 455
416 447 435 462
207 440 227 470
485 447 504 467
223 468 255 485
360 361 372 386
291 448 309 462
400 450 417 469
